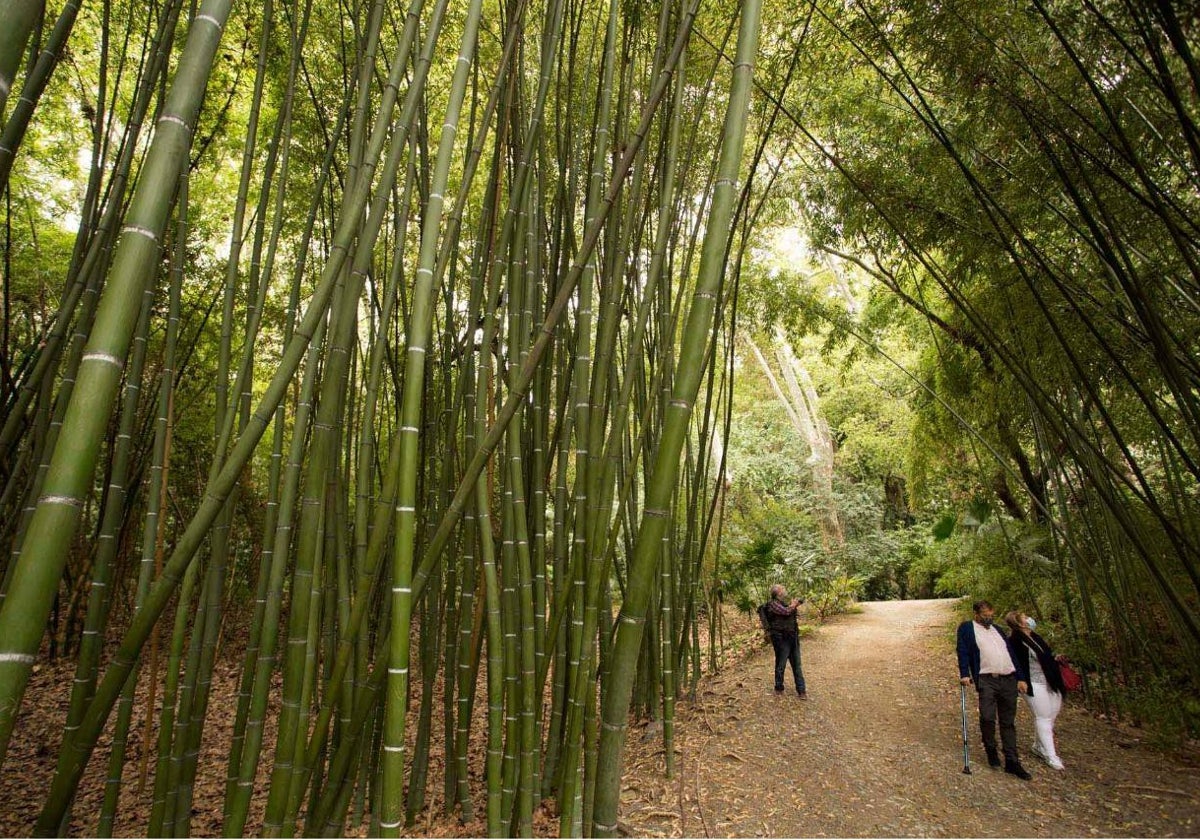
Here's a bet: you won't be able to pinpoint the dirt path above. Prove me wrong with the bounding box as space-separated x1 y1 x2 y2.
618 599 1200 838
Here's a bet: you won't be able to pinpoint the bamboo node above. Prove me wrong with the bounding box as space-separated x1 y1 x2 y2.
39 494 84 508
194 13 224 31
82 351 123 369
157 114 191 132
121 224 159 243
0 652 36 664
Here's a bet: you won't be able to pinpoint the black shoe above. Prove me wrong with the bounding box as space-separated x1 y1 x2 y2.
1005 762 1032 780
986 748 1002 769
797 691 808 699
774 687 784 694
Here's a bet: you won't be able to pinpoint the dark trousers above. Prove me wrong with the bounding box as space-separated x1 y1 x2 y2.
976 673 1019 763
770 632 806 693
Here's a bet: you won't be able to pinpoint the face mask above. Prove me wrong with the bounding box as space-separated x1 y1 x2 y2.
978 616 993 628
1025 617 1037 631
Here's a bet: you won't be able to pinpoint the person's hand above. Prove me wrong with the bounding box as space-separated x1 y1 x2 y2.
1055 654 1067 664
763 632 771 646
960 676 972 686
1017 680 1028 694
790 598 801 608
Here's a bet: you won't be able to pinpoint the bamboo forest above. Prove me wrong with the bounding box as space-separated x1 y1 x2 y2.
1 0 1198 836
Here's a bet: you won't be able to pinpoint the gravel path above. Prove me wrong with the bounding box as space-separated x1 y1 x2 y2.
618 599 1200 837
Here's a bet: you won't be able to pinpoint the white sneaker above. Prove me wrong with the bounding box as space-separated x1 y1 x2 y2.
1047 756 1065 770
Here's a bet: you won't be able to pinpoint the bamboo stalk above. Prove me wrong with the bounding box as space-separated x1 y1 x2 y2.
592 0 762 830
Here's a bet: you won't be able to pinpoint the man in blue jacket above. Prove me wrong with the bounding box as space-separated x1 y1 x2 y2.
956 599 1032 779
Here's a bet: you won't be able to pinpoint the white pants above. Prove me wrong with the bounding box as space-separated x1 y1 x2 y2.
1024 680 1062 761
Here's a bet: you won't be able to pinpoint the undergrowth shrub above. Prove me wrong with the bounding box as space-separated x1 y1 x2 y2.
805 574 866 622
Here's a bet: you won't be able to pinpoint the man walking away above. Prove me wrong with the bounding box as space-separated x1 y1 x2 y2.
956 599 1032 779
758 584 807 698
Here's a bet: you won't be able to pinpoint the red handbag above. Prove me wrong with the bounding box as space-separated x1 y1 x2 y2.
1059 660 1082 692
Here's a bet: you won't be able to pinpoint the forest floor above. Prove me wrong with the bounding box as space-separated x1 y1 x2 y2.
3 598 1199 837
617 598 1200 837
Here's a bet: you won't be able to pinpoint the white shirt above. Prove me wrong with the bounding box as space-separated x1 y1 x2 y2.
1027 652 1047 684
974 621 1016 676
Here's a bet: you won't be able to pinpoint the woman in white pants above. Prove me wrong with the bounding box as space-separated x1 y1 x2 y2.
1005 611 1067 770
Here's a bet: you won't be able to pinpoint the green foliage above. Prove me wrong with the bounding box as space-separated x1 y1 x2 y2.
931 512 955 541
723 303 927 608
1120 680 1200 746
804 574 865 622
917 521 1030 604
720 499 820 612
726 535 778 613
834 525 914 601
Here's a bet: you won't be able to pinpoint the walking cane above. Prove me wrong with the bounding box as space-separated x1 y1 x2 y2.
959 682 972 774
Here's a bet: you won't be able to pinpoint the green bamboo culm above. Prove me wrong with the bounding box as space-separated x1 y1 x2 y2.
33 0 447 820
556 0 619 828
0 0 235 771
0 0 184 480
125 157 187 839
590 0 763 831
380 0 485 831
0 0 43 116
76 281 156 838
0 0 82 195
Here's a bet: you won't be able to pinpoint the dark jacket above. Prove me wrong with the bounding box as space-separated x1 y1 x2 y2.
956 619 1014 684
1007 630 1065 697
758 599 799 635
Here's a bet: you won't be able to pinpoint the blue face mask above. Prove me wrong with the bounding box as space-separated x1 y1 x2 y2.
1025 616 1037 631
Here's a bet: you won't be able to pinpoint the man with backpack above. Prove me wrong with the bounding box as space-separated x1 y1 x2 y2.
758 584 807 698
